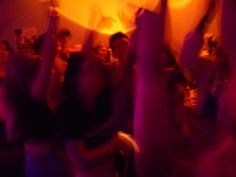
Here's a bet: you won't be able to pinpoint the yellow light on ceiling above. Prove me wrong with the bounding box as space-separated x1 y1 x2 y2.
59 0 191 34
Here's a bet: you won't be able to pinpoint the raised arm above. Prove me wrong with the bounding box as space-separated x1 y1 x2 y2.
195 3 236 176
134 1 177 177
31 7 59 102
196 0 217 32
81 30 95 56
180 0 218 115
180 0 217 70
133 2 168 83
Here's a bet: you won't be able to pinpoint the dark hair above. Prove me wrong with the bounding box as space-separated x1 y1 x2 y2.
109 32 129 50
63 53 111 98
57 53 113 141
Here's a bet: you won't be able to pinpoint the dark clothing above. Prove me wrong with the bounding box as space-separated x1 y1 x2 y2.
57 88 114 147
6 89 55 142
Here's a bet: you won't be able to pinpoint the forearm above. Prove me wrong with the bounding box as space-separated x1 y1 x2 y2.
31 9 59 101
196 0 216 32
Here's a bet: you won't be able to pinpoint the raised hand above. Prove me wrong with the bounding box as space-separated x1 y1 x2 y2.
31 6 59 102
134 1 179 177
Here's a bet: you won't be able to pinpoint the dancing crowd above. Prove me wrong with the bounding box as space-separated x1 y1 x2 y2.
0 0 236 177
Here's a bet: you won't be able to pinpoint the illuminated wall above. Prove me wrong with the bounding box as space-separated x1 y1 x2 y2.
0 0 221 51
59 0 196 34
59 0 158 34
166 0 221 53
59 0 220 51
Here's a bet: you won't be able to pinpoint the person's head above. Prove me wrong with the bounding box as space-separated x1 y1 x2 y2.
63 52 109 100
76 58 108 99
92 43 109 63
56 28 71 47
109 32 129 62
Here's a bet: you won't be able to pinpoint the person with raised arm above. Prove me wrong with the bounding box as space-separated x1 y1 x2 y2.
195 0 236 176
0 7 71 177
56 12 137 177
180 0 217 116
58 47 137 177
133 0 181 177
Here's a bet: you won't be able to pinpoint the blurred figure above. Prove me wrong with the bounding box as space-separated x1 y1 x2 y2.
56 28 72 61
33 28 71 109
0 40 13 78
0 9 71 177
133 1 178 177
92 43 110 64
57 52 133 177
109 32 136 134
0 77 24 177
180 0 217 118
195 0 236 177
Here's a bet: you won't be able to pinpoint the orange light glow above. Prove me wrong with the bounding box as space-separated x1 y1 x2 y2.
168 0 191 8
59 0 191 34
